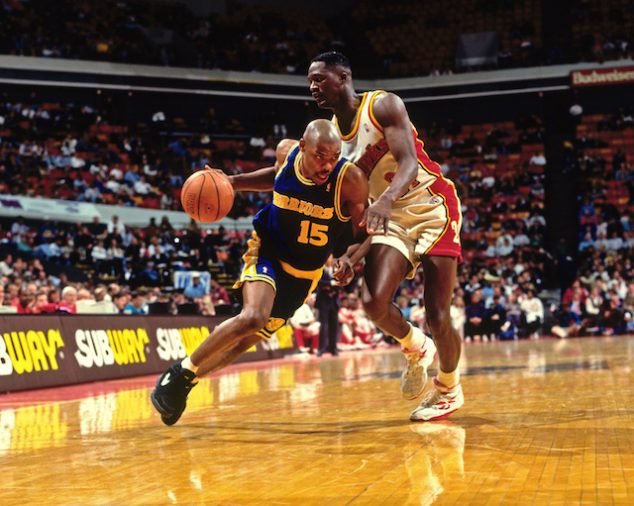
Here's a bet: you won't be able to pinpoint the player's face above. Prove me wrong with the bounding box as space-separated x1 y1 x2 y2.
307 62 343 109
301 139 341 184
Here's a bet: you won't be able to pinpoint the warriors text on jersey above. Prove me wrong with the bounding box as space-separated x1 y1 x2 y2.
252 144 352 271
333 90 462 271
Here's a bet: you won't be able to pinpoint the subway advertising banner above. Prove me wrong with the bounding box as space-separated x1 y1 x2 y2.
571 66 634 87
0 315 297 393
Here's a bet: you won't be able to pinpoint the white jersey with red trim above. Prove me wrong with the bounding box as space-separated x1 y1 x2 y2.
333 90 442 201
332 89 463 270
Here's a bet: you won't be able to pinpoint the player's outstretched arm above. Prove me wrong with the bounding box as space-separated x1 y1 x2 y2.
223 166 277 192
209 139 299 192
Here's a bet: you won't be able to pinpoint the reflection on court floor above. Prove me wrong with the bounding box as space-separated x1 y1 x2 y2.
1 336 634 504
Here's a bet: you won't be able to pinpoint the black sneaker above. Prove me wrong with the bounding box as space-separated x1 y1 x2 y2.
151 363 198 426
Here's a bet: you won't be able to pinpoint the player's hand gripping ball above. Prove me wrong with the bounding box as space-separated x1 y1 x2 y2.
180 168 234 223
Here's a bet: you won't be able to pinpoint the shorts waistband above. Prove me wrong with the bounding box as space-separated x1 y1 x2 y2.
278 260 324 281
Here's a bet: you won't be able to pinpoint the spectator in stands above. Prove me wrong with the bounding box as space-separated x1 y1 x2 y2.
396 295 412 320
551 301 583 338
184 274 207 299
134 175 155 196
123 291 146 315
349 294 381 347
107 283 121 301
519 288 544 339
12 289 35 314
338 293 373 350
450 296 466 341
601 293 626 336
107 214 125 240
77 288 94 302
563 279 588 306
58 286 78 314
107 238 125 279
625 282 634 315
91 238 109 280
584 285 603 329
409 297 427 331
171 289 187 315
94 285 109 303
160 216 174 236
209 280 231 306
33 238 62 261
464 289 486 342
499 292 521 340
529 151 546 166
11 218 29 237
87 216 107 239
198 295 216 316
495 233 514 257
32 291 52 314
137 260 161 287
47 288 61 307
113 291 129 313
579 227 596 252
290 295 320 353
0 253 14 277
486 294 506 340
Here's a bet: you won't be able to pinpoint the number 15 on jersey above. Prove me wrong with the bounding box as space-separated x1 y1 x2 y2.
297 220 329 247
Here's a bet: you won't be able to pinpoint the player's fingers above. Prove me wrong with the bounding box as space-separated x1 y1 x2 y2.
205 164 223 174
359 209 368 227
365 212 376 229
379 216 390 235
368 214 383 234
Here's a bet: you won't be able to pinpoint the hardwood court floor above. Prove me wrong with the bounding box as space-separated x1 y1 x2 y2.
1 336 634 505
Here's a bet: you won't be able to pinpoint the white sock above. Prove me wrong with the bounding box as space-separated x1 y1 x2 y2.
395 323 425 351
181 356 199 375
437 369 460 390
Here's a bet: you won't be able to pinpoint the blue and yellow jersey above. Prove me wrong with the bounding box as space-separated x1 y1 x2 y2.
252 144 353 271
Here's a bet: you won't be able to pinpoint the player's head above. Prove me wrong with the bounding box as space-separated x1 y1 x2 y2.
308 51 352 109
299 119 342 185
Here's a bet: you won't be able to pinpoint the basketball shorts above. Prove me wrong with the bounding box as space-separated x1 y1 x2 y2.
234 232 323 339
371 177 463 279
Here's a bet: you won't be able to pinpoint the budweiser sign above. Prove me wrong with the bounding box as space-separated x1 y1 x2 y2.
571 67 634 87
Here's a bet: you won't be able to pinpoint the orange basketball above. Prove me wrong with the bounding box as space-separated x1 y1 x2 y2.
180 169 234 223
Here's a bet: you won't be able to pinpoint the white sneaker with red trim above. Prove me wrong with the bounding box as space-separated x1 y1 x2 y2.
400 334 437 400
409 380 464 422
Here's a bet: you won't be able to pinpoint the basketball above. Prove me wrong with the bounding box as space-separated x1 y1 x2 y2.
180 169 234 223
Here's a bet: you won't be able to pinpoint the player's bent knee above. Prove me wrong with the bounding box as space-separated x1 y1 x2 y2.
362 294 389 322
237 309 269 334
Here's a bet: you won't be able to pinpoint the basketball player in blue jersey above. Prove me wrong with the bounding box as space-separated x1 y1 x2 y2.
151 119 369 425
308 52 464 421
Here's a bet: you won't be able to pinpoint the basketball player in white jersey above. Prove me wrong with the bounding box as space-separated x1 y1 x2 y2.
308 52 464 421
